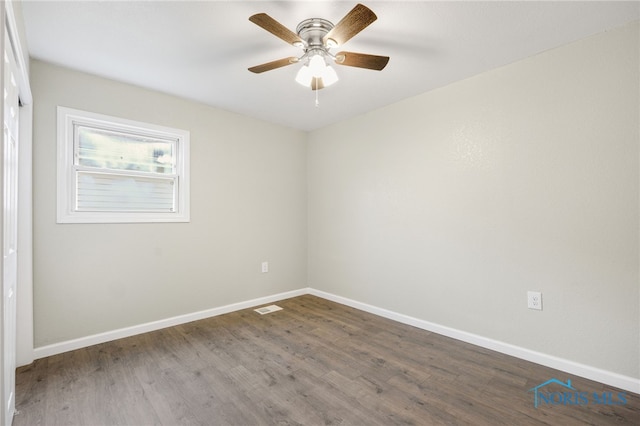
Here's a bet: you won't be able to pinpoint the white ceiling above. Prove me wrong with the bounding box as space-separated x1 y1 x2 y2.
20 1 639 131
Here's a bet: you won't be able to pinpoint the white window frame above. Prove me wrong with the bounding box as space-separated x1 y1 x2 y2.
57 106 190 223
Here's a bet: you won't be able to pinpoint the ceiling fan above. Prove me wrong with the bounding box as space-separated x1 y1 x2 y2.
248 3 389 90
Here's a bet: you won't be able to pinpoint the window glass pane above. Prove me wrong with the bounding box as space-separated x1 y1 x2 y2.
76 126 176 174
76 171 176 212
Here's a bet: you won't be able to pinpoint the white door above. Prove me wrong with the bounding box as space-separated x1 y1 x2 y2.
2 28 19 426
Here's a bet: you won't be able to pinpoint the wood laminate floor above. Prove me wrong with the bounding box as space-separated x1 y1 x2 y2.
14 295 640 425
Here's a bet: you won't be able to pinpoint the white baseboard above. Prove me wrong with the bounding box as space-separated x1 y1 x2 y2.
33 286 639 395
33 288 308 360
308 288 640 395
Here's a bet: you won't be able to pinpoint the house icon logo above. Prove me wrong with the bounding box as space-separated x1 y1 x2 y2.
529 378 576 408
528 377 627 408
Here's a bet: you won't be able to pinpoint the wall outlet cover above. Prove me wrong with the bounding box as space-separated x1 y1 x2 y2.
527 291 542 310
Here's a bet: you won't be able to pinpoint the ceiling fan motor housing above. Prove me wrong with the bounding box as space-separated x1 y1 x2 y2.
296 18 335 52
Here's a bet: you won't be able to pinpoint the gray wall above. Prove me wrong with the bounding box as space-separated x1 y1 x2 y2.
308 21 639 378
32 60 307 346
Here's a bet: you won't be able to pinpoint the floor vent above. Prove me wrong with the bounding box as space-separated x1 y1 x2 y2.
254 305 283 315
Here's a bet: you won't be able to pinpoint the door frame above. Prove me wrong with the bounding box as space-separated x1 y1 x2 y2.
5 0 34 369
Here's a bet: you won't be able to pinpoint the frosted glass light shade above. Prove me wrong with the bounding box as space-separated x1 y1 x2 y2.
295 65 313 86
322 66 338 87
309 55 326 76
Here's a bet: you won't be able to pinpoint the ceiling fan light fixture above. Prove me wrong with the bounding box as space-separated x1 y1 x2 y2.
306 53 338 88
295 61 338 88
296 52 338 89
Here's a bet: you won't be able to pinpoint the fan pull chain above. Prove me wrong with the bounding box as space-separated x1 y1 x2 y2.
315 87 319 107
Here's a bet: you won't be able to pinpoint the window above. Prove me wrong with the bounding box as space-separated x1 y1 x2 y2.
57 107 190 223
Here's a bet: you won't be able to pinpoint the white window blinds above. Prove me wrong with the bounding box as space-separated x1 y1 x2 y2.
75 172 176 212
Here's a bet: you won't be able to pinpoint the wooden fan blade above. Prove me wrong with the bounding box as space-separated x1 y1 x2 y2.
248 57 299 74
311 77 324 91
323 3 377 47
334 51 389 71
249 13 304 46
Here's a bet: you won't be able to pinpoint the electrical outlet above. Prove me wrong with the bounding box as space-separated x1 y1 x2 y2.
261 261 269 273
527 291 542 310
